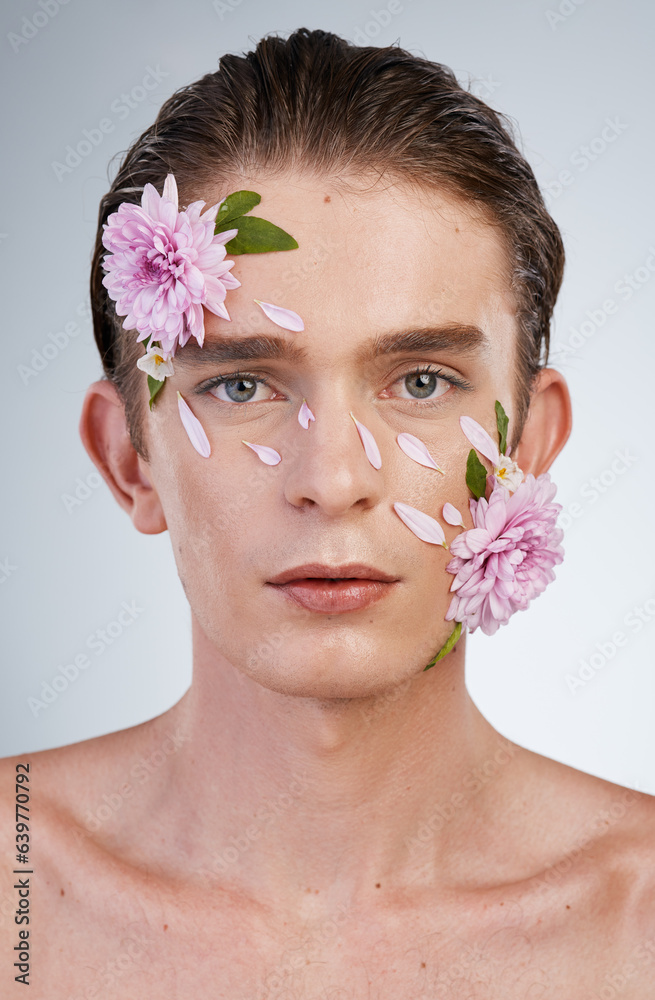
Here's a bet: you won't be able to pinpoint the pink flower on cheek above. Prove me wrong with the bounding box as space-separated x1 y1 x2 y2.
445 473 564 636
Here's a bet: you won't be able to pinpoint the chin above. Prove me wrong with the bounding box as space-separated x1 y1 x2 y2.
241 643 422 702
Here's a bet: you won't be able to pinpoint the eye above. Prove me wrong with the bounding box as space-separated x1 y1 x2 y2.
205 373 275 404
390 365 464 403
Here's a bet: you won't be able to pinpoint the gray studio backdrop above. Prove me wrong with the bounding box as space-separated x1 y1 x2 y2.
2 0 654 791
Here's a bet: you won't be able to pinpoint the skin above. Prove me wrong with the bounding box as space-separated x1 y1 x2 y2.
2 171 655 999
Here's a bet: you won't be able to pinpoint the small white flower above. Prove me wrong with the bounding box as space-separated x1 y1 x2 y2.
136 342 175 380
493 455 523 493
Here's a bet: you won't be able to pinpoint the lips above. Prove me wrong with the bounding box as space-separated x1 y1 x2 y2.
267 562 398 585
266 563 399 613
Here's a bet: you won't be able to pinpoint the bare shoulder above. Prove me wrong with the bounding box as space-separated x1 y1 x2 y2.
517 746 655 937
0 722 153 858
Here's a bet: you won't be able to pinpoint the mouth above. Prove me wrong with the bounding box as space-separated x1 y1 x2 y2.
266 563 399 613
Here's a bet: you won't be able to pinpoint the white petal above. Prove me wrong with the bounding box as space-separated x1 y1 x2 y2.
393 501 447 547
298 399 315 429
242 440 282 465
350 412 382 469
396 432 443 472
460 415 500 466
254 299 304 332
442 502 465 527
162 174 178 208
177 392 211 458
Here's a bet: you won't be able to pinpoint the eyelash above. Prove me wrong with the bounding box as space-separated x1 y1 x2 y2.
196 364 472 408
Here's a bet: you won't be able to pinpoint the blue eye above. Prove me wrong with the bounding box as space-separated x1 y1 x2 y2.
391 364 471 403
205 374 273 404
397 368 451 400
198 363 472 407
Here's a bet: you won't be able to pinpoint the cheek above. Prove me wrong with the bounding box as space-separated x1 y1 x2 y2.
154 450 268 595
392 432 474 529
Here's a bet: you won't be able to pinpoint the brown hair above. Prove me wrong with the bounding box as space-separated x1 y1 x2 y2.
90 27 564 459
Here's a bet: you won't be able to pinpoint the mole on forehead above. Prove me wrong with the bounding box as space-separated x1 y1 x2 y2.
172 325 490 369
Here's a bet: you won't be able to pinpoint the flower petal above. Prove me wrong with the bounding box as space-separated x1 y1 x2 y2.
177 391 211 458
460 415 500 466
213 227 239 245
298 398 315 429
242 440 282 466
254 299 304 332
162 173 178 207
442 502 465 527
350 412 382 469
393 501 447 547
396 432 444 472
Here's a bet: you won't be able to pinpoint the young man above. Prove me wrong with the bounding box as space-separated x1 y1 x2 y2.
2 27 654 998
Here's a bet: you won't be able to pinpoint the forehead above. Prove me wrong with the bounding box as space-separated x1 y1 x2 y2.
198 170 517 363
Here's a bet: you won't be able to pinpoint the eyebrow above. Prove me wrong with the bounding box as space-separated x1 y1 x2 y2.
172 324 489 369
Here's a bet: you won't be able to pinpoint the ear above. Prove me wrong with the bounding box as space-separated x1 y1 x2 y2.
79 380 167 535
512 368 572 476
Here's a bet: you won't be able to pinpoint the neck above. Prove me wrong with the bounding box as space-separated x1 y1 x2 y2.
130 616 523 913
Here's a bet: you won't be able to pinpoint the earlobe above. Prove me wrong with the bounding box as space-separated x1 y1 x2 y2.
512 368 572 476
79 380 167 535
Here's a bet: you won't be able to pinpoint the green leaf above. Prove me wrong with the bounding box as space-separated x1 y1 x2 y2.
147 375 165 410
223 215 299 255
215 190 261 230
495 399 509 455
466 448 488 500
424 622 463 671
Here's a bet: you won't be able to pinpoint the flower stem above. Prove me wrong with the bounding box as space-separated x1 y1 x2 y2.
423 621 463 671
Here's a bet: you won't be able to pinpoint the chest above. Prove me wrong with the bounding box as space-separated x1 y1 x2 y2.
31 880 651 1000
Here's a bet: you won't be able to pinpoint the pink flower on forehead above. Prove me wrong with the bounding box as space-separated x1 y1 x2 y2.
101 174 241 356
445 473 564 636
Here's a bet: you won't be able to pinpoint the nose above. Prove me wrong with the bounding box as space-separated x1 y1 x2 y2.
282 398 387 517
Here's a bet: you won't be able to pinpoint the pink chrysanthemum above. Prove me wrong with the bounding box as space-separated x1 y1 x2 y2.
101 174 241 356
445 473 564 636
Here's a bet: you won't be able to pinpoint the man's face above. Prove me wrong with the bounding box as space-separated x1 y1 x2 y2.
141 172 519 697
